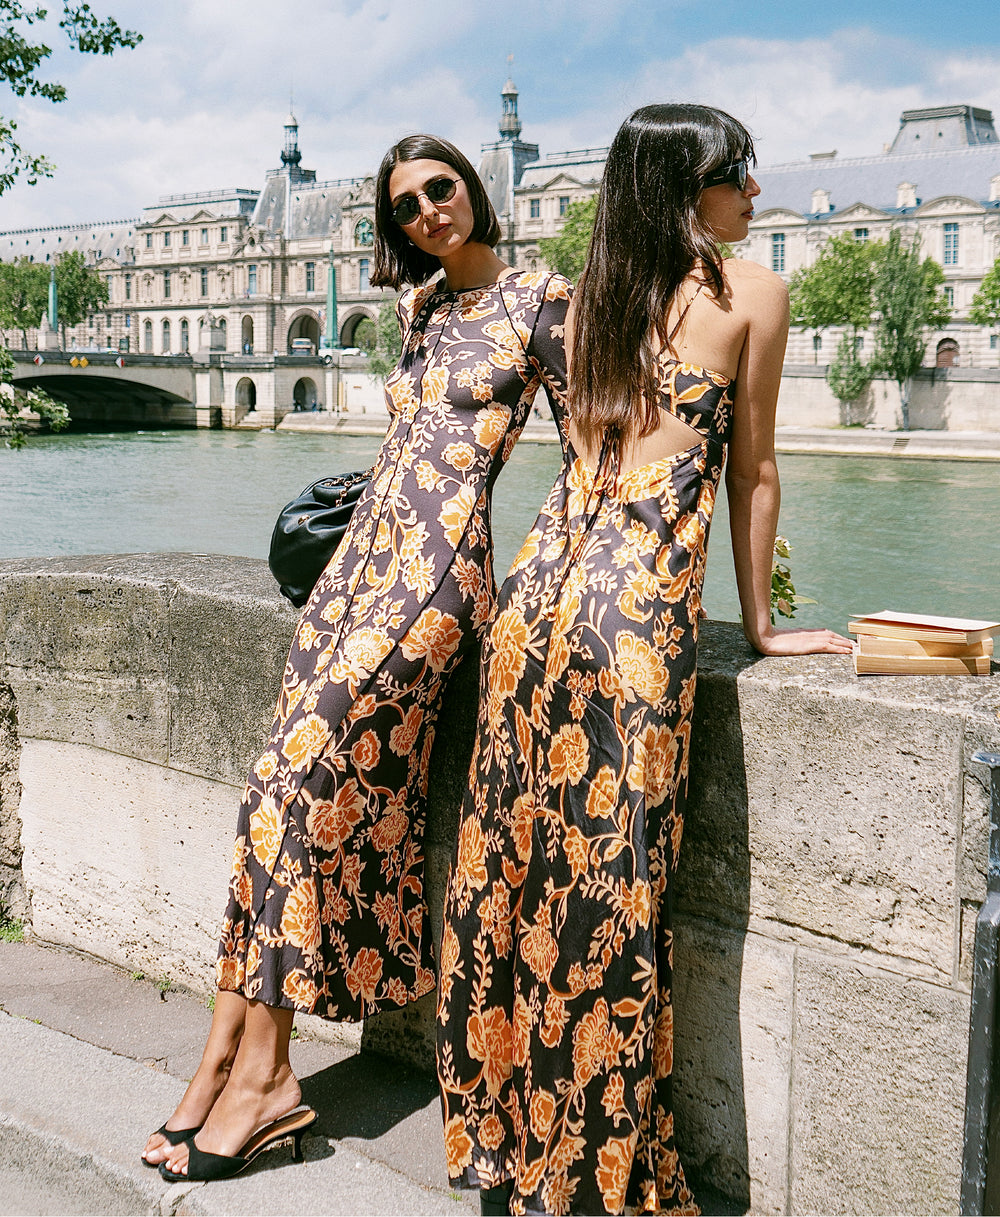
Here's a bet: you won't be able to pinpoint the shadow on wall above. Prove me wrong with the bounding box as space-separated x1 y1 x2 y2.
674 646 755 1208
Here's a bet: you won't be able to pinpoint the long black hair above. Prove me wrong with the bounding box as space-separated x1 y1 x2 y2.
371 134 502 289
571 103 755 450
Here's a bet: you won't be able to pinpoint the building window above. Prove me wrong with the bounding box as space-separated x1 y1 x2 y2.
359 258 370 292
354 217 373 246
163 231 171 248
943 222 959 266
559 196 569 216
106 275 113 295
305 261 315 292
220 226 228 243
124 274 132 301
145 233 153 249
854 227 869 242
162 319 171 352
529 198 540 219
200 267 208 297
143 319 153 352
219 318 227 348
991 334 999 350
200 228 209 244
180 318 189 353
854 335 864 354
163 270 171 299
247 264 257 295
181 229 189 246
771 233 786 273
944 285 955 307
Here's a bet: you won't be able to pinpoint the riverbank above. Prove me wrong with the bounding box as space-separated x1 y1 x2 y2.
276 412 1000 460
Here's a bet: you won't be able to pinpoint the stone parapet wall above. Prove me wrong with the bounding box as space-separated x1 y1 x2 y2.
0 554 997 1214
777 364 1000 431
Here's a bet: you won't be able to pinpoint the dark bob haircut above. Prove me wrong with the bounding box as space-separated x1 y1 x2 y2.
571 103 756 450
371 134 502 290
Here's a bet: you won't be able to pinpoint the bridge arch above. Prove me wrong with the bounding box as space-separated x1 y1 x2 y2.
339 307 377 348
286 310 320 354
292 377 317 412
236 376 257 413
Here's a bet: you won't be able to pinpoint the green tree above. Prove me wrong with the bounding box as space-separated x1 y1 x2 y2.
788 232 878 336
788 232 878 413
54 248 107 345
826 333 872 424
0 343 69 448
0 256 47 347
970 257 1000 363
539 195 597 281
359 301 402 381
870 229 951 430
0 2 142 194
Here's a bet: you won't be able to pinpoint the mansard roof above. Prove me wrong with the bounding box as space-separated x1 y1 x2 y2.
251 173 360 241
756 143 1000 217
0 219 137 264
516 147 608 192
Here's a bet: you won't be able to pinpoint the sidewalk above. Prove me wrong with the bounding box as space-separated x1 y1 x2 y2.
0 939 473 1216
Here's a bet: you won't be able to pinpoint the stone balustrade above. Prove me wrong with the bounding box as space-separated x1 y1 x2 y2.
0 554 997 1214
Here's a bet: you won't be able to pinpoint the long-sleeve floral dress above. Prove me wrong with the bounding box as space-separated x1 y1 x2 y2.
437 351 735 1215
215 270 571 1021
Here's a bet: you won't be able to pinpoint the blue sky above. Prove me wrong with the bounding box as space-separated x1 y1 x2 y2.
2 0 999 228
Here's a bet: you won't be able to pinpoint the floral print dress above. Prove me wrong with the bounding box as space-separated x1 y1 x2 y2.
436 352 735 1215
215 271 571 1021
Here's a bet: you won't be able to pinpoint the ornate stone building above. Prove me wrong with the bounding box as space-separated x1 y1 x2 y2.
3 95 1000 372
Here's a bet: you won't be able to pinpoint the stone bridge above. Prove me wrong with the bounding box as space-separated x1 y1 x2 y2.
10 348 372 428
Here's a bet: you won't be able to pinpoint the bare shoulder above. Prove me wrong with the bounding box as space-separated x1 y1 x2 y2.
722 257 789 315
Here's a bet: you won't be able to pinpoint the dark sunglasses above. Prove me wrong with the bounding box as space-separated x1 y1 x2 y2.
701 159 750 190
390 176 460 225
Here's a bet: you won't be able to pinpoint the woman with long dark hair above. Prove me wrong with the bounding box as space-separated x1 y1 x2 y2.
143 133 572 1182
437 104 851 1215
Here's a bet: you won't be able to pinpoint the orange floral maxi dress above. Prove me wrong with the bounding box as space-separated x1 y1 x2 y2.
215 271 571 1020
437 354 735 1215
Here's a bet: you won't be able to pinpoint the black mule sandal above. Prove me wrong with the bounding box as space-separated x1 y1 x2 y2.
158 1106 318 1182
141 1122 203 1167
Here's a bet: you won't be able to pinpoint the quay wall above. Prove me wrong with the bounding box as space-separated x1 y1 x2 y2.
0 554 997 1215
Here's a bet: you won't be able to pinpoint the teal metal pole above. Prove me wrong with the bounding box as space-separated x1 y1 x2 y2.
48 267 58 333
325 252 338 348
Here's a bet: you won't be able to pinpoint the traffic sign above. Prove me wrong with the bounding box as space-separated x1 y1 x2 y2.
32 354 44 366
115 356 125 368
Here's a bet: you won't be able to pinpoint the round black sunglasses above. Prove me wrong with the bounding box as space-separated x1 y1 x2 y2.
390 176 460 226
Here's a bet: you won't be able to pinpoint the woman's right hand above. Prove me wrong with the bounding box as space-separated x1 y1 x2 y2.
750 626 854 656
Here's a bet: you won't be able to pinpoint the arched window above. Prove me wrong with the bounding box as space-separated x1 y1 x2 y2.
180 318 189 353
143 319 153 353
218 318 227 350
162 319 171 352
241 315 254 354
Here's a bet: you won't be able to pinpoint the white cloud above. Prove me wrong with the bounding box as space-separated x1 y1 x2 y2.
2 8 1000 229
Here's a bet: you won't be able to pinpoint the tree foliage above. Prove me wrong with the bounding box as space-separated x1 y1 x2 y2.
826 333 872 418
0 343 69 448
0 2 142 194
54 248 107 338
870 228 951 429
0 255 47 345
788 232 878 333
970 257 1000 331
539 195 597 281
357 301 401 381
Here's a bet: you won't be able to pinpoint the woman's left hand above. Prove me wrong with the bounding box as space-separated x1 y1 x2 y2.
751 627 854 656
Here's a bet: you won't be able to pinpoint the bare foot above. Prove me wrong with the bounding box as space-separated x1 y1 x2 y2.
160 1061 302 1176
141 1059 233 1166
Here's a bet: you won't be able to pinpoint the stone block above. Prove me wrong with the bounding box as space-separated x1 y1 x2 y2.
167 582 294 786
959 710 1000 908
738 677 964 976
790 952 968 1215
18 738 235 991
673 916 793 1215
0 681 27 919
0 564 173 763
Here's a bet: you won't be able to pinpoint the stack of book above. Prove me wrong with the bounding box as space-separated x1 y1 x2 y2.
849 611 998 675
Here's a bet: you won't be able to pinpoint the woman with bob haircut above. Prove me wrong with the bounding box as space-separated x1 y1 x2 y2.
437 104 851 1215
145 132 572 1183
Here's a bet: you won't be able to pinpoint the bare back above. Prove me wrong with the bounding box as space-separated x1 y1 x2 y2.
568 257 789 476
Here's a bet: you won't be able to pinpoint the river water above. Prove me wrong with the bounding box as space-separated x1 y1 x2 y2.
1 428 998 632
